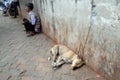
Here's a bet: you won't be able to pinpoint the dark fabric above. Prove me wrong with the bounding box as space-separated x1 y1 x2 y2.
16 0 19 6
9 1 18 16
30 25 35 32
23 18 30 32
23 18 35 32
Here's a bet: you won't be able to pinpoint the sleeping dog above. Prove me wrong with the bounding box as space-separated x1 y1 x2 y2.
48 44 83 70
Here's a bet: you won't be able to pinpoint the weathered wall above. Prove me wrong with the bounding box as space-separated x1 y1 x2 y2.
19 0 120 80
36 0 91 50
85 0 120 79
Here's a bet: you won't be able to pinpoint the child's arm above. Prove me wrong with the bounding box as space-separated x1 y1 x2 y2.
30 15 36 26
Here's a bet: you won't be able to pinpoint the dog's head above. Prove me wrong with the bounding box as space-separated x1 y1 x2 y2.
71 56 83 70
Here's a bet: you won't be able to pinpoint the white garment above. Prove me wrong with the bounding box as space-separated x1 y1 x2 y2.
28 11 36 25
4 0 9 7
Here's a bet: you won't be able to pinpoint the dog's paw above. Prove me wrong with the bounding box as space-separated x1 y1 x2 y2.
48 57 51 61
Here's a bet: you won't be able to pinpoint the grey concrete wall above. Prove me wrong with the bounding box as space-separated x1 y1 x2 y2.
19 0 120 80
86 0 120 79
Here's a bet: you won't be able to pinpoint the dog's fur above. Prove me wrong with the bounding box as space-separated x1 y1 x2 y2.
48 44 83 70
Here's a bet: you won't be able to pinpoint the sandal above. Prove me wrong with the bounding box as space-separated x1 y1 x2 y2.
27 33 35 37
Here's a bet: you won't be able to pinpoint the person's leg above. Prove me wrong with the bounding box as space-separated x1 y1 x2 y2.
1 3 7 14
14 2 19 17
30 25 35 34
13 2 17 18
27 25 35 37
23 18 31 33
32 25 35 33
23 24 29 33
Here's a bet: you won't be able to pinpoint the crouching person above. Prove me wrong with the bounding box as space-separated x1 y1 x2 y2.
22 2 37 37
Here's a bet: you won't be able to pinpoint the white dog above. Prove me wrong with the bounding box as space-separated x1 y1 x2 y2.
48 44 83 70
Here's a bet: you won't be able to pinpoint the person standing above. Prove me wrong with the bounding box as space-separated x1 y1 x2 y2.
8 0 19 18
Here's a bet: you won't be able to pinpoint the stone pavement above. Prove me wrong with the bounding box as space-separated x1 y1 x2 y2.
0 12 105 80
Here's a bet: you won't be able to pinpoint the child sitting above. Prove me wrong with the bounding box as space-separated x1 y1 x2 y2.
22 2 37 37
